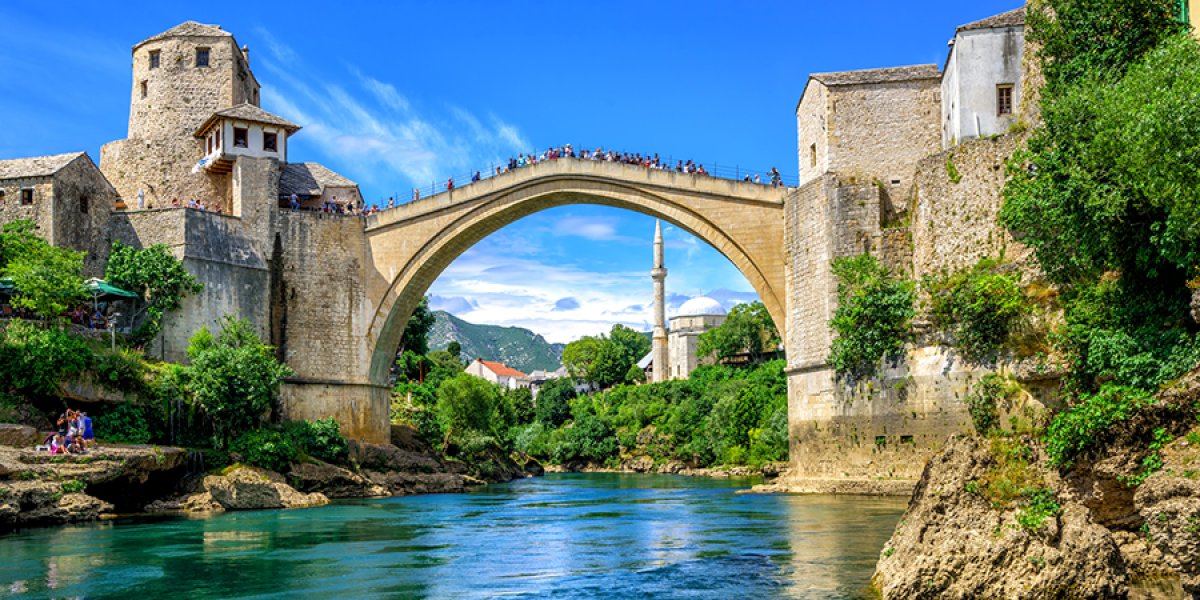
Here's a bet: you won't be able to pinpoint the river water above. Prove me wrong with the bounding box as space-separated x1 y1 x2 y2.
0 473 906 599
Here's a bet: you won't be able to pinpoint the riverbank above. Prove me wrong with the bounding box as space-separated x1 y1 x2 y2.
542 456 787 481
0 424 539 531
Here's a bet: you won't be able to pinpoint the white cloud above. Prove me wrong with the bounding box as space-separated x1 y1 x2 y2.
251 29 528 194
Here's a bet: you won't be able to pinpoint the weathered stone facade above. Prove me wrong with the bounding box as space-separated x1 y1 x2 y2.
0 153 117 275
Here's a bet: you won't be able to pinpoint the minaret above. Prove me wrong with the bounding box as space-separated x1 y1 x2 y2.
651 220 669 383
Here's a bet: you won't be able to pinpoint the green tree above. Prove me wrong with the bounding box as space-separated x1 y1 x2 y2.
1027 0 1186 96
105 242 203 342
609 324 651 368
1 222 85 320
925 259 1027 364
435 372 502 448
446 341 462 361
827 254 915 379
0 320 92 397
535 377 576 427
697 300 781 362
400 296 435 357
186 316 294 447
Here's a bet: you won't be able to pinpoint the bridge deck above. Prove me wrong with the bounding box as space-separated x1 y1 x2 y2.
366 158 789 230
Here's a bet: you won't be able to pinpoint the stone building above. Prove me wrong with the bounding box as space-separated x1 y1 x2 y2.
0 152 117 275
796 65 942 195
100 22 263 213
941 8 1025 148
665 297 727 380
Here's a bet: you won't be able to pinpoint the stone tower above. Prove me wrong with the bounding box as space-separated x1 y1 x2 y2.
651 219 669 383
100 21 261 212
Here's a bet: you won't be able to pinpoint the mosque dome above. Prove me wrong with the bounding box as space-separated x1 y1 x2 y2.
676 296 726 317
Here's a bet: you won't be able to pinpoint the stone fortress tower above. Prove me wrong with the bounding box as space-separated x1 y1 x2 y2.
100 22 277 213
650 220 669 383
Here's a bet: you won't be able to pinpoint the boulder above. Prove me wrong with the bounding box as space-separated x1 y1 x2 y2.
204 466 328 510
0 424 39 448
289 461 387 498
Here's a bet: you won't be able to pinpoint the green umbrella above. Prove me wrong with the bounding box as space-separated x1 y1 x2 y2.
83 278 138 299
0 277 13 294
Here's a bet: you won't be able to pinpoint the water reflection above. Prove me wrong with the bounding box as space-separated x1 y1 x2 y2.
0 474 905 599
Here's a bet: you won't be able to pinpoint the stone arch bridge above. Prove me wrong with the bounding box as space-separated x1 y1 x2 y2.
275 158 800 443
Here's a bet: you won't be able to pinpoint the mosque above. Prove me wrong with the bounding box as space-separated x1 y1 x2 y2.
638 220 728 382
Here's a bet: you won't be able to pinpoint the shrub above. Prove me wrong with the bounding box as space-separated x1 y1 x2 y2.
964 374 1015 436
1043 385 1154 467
1016 486 1062 532
232 428 301 473
95 401 151 444
186 316 293 448
435 373 502 448
61 480 86 494
925 259 1028 364
828 254 915 379
92 348 148 395
552 414 617 465
288 418 349 464
0 321 92 397
535 377 576 427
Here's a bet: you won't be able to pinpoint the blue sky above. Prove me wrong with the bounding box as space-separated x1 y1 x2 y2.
0 1 1019 343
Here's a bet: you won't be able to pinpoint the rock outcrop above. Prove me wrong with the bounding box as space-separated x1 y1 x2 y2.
873 372 1200 599
0 445 188 529
202 466 328 510
0 424 39 448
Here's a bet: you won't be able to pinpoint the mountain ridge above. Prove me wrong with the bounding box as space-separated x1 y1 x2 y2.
427 311 565 373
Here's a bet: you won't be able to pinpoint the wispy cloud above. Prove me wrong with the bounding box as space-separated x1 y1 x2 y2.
252 28 528 194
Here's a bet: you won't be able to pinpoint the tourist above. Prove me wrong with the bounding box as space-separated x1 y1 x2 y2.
388 196 395 208
412 188 420 202
472 171 481 183
81 412 94 449
137 188 145 210
446 177 454 191
290 192 299 210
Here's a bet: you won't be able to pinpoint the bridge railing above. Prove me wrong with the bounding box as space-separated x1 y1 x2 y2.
366 151 800 210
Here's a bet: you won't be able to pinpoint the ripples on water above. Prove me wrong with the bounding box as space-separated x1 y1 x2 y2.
0 473 905 599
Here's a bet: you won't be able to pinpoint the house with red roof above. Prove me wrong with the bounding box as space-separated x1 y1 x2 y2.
465 358 527 390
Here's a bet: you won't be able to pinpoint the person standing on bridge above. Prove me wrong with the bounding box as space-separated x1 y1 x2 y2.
412 188 420 202
472 171 481 183
446 177 454 191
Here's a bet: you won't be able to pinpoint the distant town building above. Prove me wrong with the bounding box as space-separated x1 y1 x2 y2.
0 152 118 275
941 8 1026 148
465 358 527 390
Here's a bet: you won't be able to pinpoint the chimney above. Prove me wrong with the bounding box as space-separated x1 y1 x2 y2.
242 44 249 66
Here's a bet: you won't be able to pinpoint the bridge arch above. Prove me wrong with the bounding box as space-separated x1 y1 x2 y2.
362 160 788 388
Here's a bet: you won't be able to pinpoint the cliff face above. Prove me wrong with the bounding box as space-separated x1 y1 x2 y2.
873 373 1200 599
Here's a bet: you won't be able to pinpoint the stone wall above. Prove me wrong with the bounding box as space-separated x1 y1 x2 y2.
51 156 118 275
109 208 269 362
826 80 942 194
796 80 829 185
128 34 257 141
911 133 1031 281
100 137 231 213
0 176 56 247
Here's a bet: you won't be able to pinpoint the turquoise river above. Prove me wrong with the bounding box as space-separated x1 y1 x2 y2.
0 473 906 599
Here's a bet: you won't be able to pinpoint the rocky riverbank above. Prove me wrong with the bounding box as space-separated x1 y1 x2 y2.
872 371 1200 599
0 424 539 530
543 456 787 480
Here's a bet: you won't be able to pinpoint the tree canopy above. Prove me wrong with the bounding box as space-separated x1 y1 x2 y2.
105 242 202 341
697 300 780 362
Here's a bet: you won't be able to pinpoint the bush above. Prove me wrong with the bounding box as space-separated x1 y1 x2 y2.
926 259 1028 363
435 373 503 448
828 254 915 379
552 414 617 465
92 348 148 395
186 316 293 447
232 428 302 473
964 374 1013 436
288 418 348 464
1043 385 1154 467
0 321 92 397
95 401 151 444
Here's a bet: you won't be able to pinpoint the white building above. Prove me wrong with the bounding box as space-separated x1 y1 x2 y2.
641 295 728 382
465 358 527 390
941 8 1026 148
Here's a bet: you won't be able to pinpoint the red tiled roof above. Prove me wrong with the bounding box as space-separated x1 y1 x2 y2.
479 359 525 378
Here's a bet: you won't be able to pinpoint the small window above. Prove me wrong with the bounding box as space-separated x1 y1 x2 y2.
900 435 914 445
0 190 6 205
140 80 148 98
20 189 33 206
233 127 248 148
874 435 887 448
79 195 89 214
263 131 278 152
149 50 160 69
809 143 817 168
196 47 210 68
997 84 1014 116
